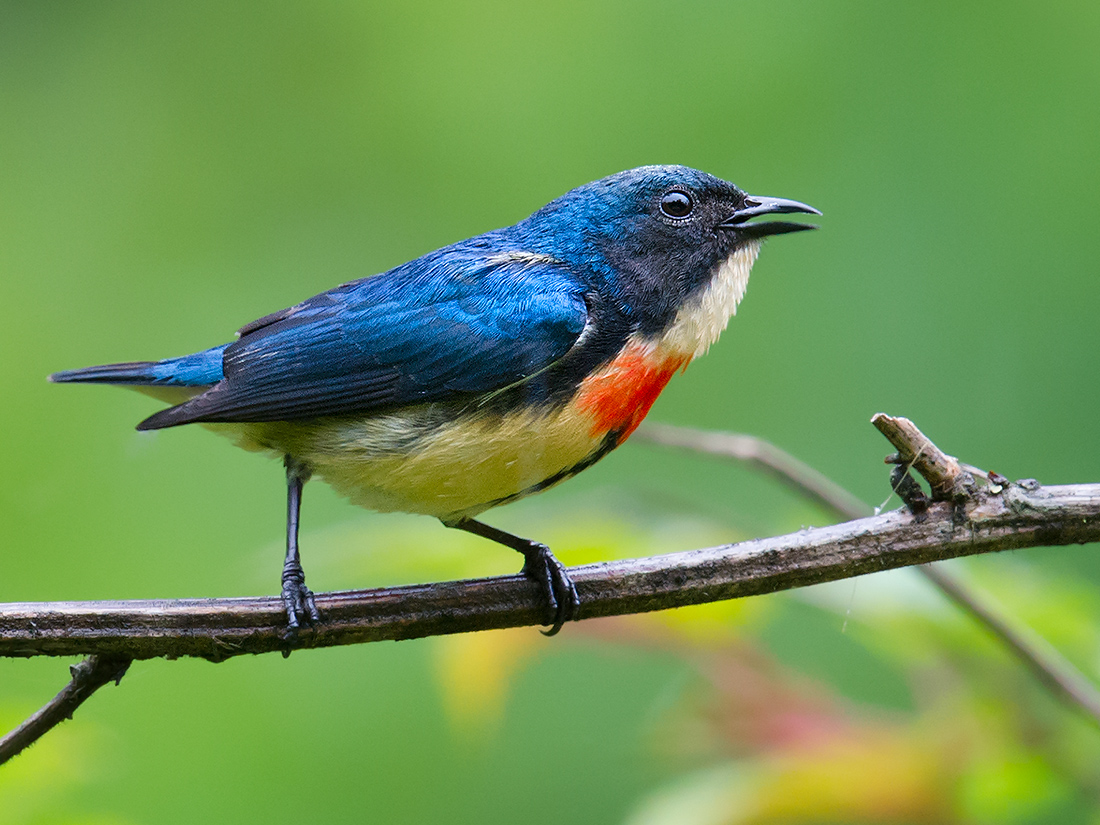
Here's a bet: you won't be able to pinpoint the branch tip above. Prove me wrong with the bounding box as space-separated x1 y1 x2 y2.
871 413 964 500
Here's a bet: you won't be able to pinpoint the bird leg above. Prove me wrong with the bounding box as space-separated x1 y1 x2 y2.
443 517 579 636
282 455 320 631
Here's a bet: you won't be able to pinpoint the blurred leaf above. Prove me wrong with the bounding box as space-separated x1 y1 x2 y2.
748 730 953 824
957 749 1071 825
432 629 539 738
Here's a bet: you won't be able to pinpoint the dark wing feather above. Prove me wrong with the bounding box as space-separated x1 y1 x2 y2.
139 253 588 429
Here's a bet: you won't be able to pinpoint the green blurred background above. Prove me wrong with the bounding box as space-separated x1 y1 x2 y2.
3 2 1100 822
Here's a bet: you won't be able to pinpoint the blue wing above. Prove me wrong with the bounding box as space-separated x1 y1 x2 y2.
138 250 589 429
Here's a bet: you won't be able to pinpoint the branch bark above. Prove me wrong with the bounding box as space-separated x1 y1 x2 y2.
3 481 1099 662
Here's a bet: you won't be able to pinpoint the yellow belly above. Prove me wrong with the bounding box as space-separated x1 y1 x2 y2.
208 401 608 520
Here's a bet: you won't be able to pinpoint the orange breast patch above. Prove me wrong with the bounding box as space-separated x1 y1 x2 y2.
573 342 689 440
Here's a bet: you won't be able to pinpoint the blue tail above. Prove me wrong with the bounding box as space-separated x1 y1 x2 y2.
50 345 227 388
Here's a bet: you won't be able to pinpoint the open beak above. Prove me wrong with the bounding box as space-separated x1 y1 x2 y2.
717 195 821 238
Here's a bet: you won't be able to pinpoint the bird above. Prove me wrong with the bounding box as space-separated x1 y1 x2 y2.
50 165 818 635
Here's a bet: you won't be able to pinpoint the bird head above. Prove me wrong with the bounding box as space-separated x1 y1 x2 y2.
521 165 819 335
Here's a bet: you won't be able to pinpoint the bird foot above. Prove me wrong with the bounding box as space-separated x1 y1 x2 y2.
521 543 579 636
281 560 320 634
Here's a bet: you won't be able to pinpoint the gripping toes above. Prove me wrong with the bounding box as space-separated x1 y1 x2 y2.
521 543 580 636
281 560 320 630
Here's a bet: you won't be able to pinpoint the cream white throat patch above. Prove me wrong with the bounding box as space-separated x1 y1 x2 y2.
657 240 762 358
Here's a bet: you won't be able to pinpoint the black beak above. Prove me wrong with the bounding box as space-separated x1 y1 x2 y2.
717 195 821 238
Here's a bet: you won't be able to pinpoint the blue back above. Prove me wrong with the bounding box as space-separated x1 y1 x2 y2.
57 165 750 431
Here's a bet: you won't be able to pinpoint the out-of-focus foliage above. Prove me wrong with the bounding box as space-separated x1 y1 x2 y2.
2 2 1099 823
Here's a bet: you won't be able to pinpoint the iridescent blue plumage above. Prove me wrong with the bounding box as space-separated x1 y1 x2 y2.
139 254 588 427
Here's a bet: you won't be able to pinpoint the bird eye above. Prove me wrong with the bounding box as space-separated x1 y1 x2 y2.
660 190 693 218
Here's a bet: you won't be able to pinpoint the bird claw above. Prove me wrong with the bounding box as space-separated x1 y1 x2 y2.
521 543 579 636
281 561 320 634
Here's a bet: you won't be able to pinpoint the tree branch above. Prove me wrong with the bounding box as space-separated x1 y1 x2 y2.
636 416 1100 728
2 481 1099 662
0 655 131 764
5 414 1100 763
